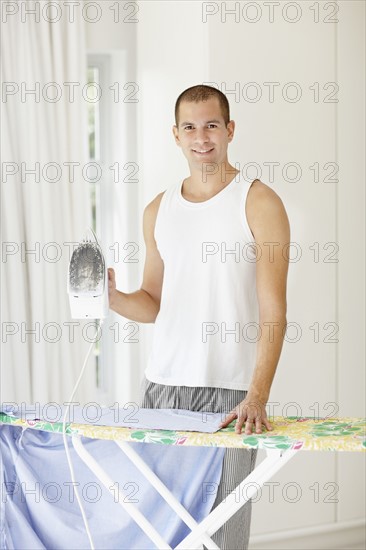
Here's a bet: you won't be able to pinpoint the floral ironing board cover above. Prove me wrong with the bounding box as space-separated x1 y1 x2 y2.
1 413 365 452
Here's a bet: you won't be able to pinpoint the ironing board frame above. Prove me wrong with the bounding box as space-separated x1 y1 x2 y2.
72 435 298 550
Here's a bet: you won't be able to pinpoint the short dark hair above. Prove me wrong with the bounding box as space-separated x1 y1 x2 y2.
175 84 230 127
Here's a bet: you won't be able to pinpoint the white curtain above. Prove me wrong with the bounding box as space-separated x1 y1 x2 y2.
1 2 94 405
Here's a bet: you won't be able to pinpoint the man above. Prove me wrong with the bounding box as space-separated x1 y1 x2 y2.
108 84 290 549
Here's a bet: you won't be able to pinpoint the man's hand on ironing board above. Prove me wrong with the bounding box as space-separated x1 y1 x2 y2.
219 394 273 435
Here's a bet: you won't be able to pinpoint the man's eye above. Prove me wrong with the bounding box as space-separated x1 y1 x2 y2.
208 124 217 128
184 126 193 130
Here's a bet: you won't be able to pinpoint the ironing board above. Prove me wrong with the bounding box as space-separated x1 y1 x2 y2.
1 412 365 550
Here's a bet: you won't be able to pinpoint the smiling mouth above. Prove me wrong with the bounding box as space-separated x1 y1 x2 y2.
192 148 214 155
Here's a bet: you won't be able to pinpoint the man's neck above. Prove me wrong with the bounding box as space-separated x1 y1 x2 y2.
183 161 240 201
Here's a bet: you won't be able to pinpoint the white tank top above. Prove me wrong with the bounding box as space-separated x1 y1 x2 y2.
144 173 259 390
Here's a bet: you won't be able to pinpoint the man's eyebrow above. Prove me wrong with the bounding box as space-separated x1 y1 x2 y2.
179 119 222 127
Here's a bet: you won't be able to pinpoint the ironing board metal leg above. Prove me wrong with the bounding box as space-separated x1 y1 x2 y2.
115 440 220 550
72 435 298 550
176 448 299 550
72 436 172 550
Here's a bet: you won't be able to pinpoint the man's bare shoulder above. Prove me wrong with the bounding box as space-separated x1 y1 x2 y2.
144 191 165 220
248 179 283 203
143 192 166 239
247 179 287 212
246 179 289 232
145 191 165 212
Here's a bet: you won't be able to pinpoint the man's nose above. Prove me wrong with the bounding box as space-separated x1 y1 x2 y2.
194 128 210 143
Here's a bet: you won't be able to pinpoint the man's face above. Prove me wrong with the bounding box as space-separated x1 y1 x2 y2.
172 97 235 170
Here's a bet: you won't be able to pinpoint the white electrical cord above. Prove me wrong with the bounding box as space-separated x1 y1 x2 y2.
62 320 103 550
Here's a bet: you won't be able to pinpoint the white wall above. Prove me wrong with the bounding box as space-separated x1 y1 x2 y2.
336 0 365 537
87 0 365 547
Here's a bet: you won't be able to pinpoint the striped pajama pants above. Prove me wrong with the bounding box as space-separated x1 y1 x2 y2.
139 376 258 550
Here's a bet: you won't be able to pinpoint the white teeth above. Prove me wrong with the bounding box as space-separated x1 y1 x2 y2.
194 149 212 153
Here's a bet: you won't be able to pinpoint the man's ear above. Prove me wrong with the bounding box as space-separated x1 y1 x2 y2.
227 120 235 142
172 125 181 146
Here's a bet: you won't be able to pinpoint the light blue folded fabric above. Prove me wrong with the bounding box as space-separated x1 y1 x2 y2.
0 424 225 549
1 404 224 433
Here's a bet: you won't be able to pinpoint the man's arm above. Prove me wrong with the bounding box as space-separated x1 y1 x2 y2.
220 180 290 434
108 192 165 323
